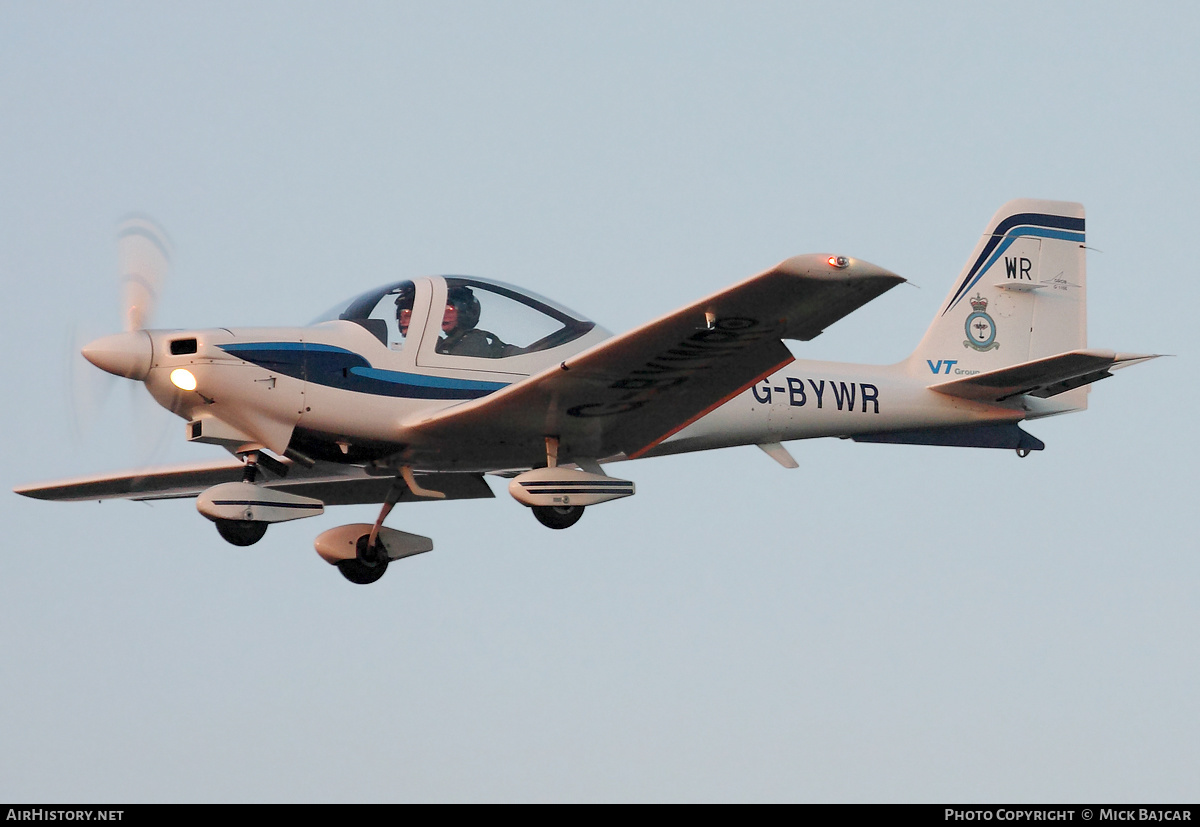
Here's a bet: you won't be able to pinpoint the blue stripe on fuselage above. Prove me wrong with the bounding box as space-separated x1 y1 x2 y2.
218 342 509 399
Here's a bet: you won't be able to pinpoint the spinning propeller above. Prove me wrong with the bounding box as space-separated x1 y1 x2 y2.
72 217 175 461
80 216 170 380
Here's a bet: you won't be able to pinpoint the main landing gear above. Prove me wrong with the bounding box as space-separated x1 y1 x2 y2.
512 436 629 531
324 466 442 585
532 504 585 530
336 534 389 585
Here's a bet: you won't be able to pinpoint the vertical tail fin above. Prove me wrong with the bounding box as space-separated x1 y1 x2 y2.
908 199 1088 411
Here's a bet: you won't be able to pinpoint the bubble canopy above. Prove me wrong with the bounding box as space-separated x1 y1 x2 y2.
311 276 599 359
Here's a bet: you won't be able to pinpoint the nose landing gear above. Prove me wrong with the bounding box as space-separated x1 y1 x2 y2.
214 518 269 546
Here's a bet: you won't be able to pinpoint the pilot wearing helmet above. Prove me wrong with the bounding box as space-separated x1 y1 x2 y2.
393 284 416 348
436 285 509 358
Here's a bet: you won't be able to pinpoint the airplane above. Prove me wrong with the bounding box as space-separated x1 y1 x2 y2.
16 199 1158 584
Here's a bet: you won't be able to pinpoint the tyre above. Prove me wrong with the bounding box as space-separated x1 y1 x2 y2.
214 519 268 546
336 534 389 584
532 505 584 530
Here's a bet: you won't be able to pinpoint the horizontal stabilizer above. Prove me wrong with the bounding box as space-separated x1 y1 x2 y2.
929 349 1160 402
853 423 1045 451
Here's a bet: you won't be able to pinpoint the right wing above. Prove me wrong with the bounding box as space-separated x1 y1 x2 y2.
15 457 494 505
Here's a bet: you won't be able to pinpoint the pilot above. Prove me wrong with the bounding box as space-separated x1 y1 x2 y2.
393 284 416 347
436 285 508 358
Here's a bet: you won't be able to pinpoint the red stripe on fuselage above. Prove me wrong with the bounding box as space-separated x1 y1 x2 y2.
629 354 796 459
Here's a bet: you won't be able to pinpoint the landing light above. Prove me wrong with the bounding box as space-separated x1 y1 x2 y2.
828 256 849 269
170 368 198 391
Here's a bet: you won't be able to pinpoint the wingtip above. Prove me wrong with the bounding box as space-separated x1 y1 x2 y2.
774 254 903 285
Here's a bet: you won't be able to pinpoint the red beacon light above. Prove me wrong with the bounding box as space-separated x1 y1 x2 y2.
828 256 850 269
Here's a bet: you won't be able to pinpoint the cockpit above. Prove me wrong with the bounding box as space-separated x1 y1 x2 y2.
311 276 602 369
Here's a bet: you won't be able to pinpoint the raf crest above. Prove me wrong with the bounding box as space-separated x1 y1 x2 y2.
964 293 999 351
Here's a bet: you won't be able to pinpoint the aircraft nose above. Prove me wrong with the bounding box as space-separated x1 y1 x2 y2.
81 331 153 380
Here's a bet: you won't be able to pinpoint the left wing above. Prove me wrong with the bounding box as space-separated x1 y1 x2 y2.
400 254 903 467
15 457 494 504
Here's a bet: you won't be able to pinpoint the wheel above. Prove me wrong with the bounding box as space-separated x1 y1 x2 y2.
532 504 584 530
337 556 389 584
215 519 268 546
336 534 389 585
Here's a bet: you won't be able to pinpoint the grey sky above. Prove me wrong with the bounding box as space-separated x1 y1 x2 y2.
1 1 1195 802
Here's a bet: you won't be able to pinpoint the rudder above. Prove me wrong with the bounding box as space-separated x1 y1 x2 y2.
909 199 1087 393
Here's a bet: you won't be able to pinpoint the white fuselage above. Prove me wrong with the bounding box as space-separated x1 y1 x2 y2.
140 318 1023 470
649 359 1021 457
